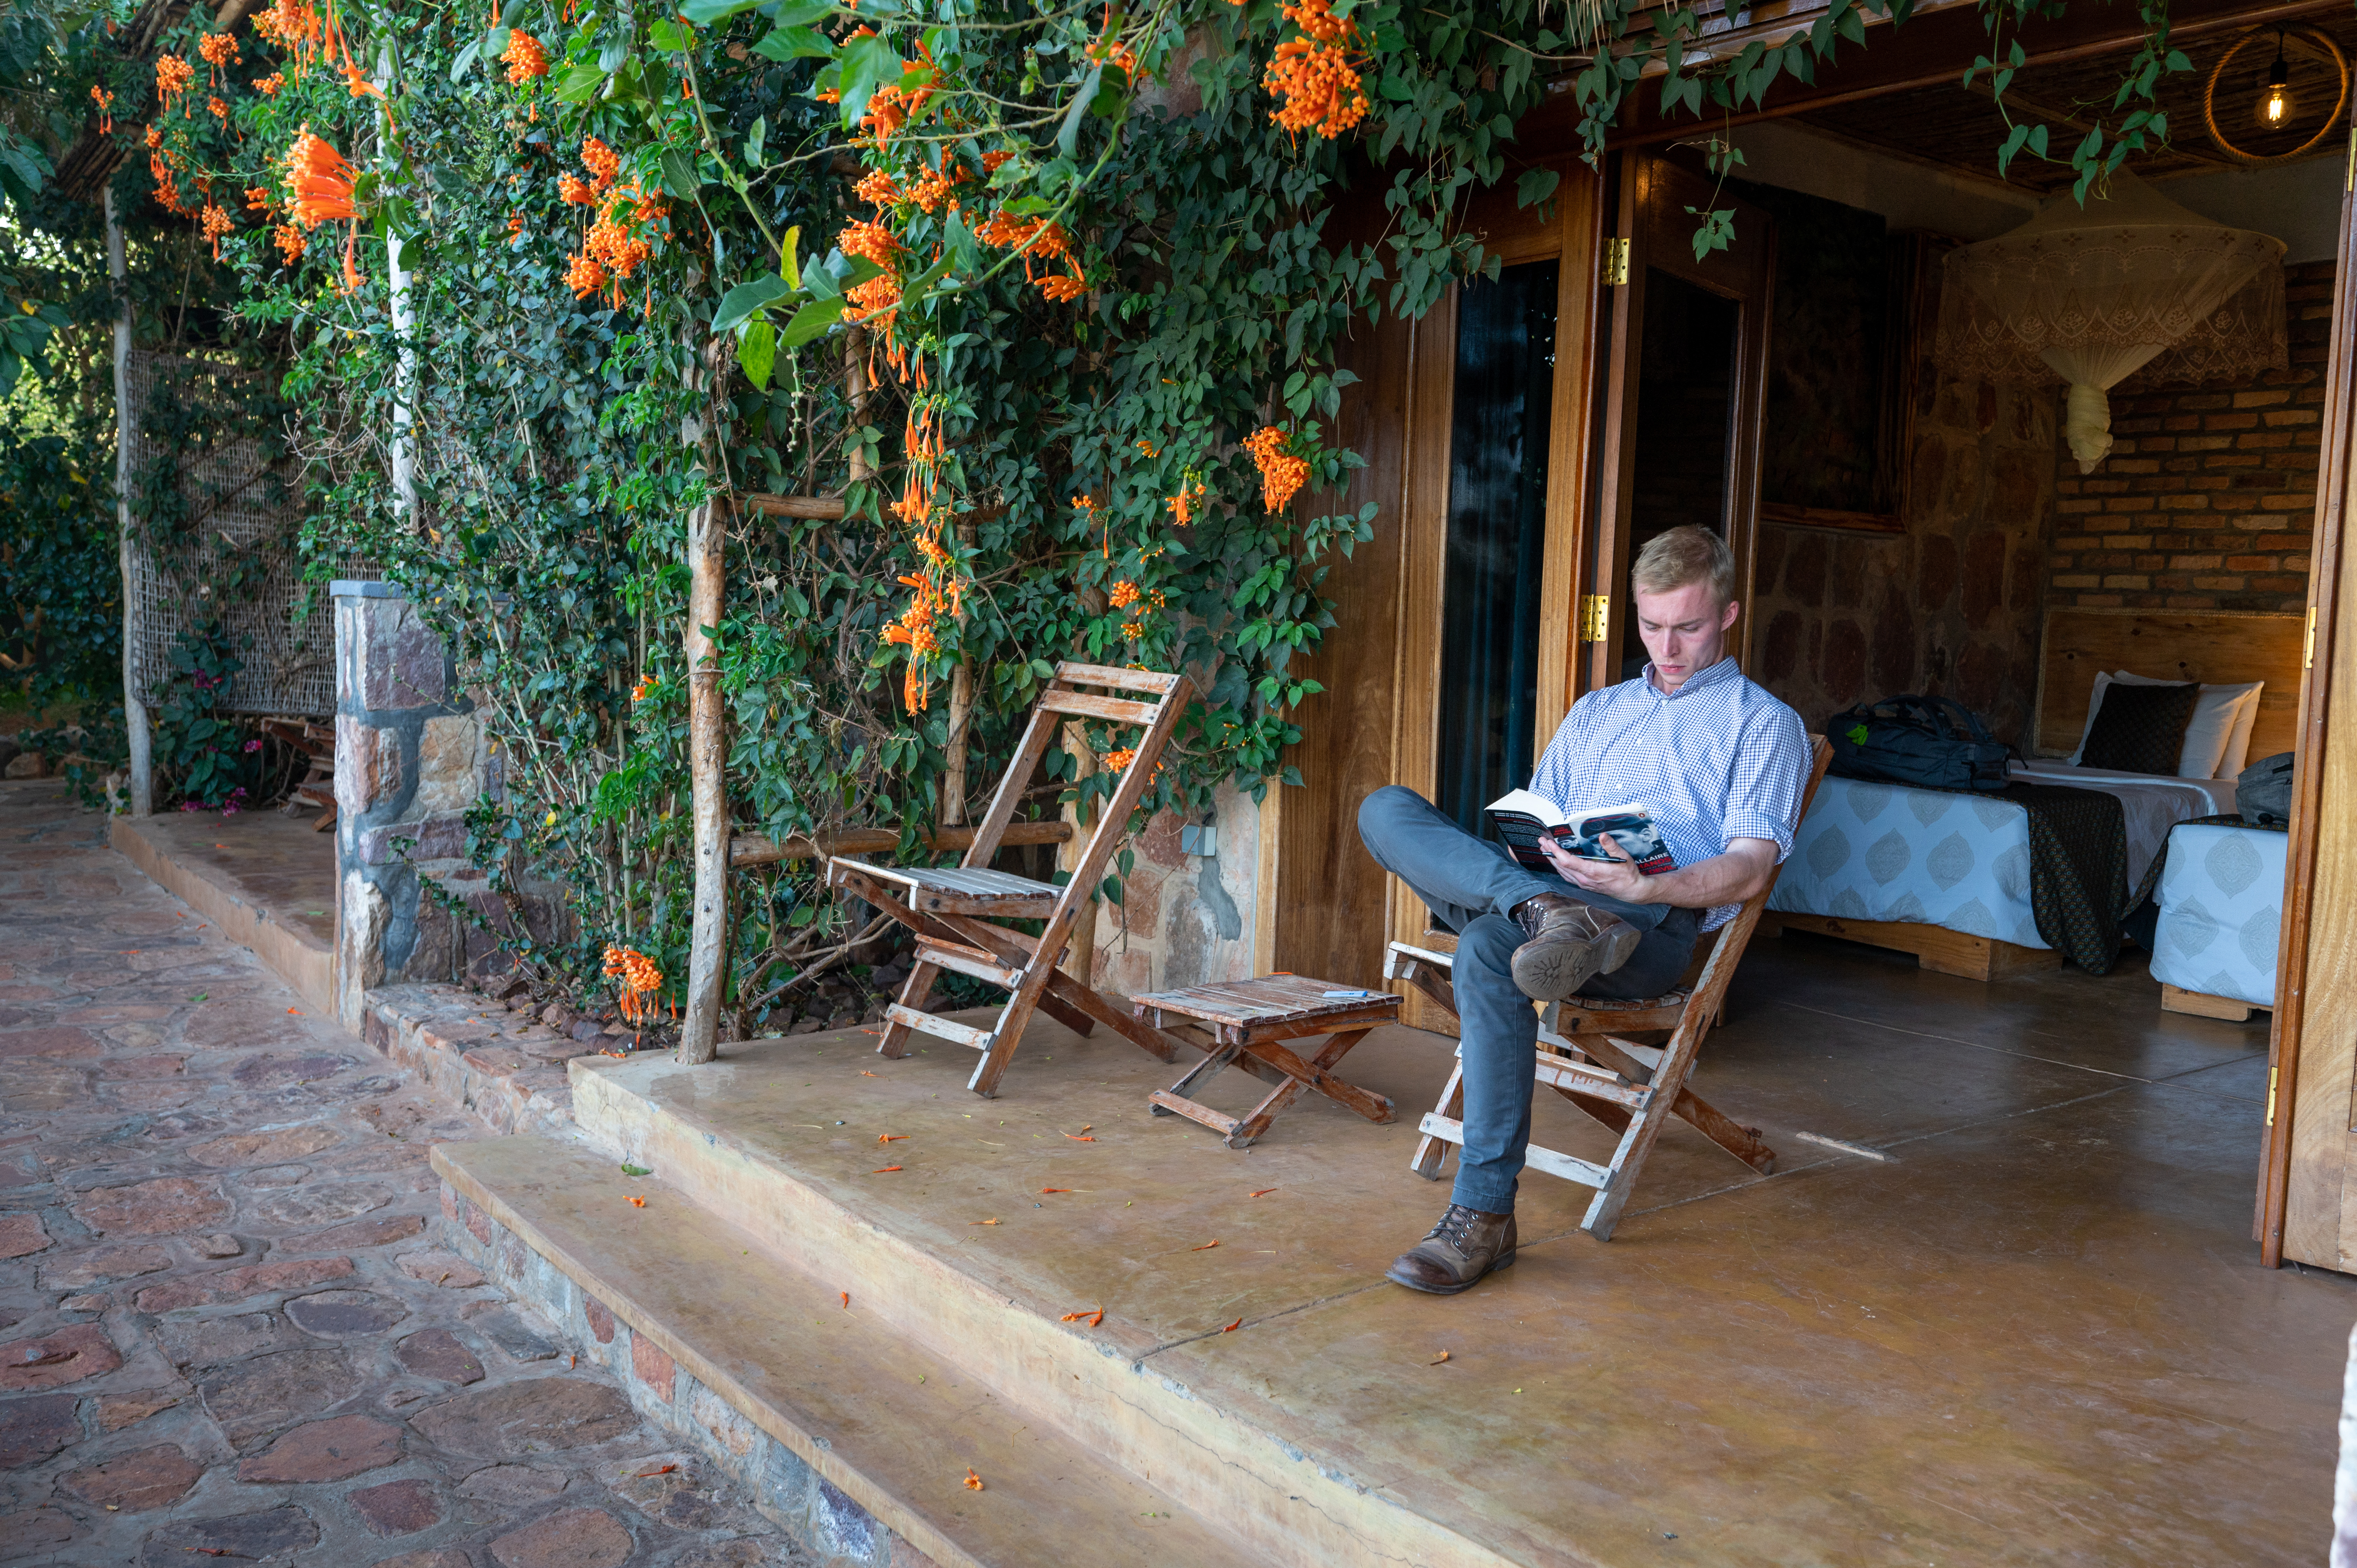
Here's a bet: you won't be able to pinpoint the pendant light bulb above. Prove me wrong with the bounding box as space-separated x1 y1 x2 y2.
2261 33 2293 127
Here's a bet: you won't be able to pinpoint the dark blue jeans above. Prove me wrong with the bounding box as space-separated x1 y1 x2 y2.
1357 786 1700 1214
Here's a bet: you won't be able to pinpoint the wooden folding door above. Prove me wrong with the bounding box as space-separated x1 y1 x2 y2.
1585 155 1776 692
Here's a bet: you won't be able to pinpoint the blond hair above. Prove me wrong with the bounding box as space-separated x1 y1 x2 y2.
1631 525 1735 606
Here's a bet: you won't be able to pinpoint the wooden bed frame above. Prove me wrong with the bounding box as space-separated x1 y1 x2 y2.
2160 983 2271 1023
1784 607 2304 984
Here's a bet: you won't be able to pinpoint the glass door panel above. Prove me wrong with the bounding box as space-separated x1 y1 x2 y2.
1619 267 1740 678
1436 260 1559 837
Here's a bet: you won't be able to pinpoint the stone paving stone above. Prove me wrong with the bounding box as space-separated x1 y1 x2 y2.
395 1326 487 1385
58 1442 205 1511
373 1549 475 1568
184 1124 342 1166
409 1374 637 1457
470 1305 560 1363
0 1391 83 1466
236 1412 405 1482
0 782 807 1568
286 1287 412 1338
251 1179 392 1228
0 1210 49 1257
458 1461 573 1507
157 1309 303 1367
348 1475 445 1535
134 1253 355 1311
0 1321 122 1388
69 1174 231 1236
196 1346 354 1442
293 1213 429 1252
97 1388 188 1431
488 1505 637 1568
138 1504 320 1567
396 1249 488 1288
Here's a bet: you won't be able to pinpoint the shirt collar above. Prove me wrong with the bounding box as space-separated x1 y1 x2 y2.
1645 654 1739 699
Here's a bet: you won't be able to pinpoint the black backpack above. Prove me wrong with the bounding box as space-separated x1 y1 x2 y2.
2237 752 2295 828
1826 694 2013 794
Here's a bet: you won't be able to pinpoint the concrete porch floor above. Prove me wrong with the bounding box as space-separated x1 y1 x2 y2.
108 807 338 1014
444 931 2354 1566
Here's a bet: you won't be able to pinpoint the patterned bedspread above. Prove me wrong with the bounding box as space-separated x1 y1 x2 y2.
1769 763 2238 968
2151 821 2288 1007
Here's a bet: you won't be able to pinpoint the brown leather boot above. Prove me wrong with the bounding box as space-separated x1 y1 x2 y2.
1508 893 1639 1001
1385 1203 1518 1294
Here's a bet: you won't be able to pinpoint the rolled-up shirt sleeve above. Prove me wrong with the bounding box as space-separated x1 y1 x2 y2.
1719 707 1811 862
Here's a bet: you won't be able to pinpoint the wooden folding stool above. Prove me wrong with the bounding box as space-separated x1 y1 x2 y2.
1390 736 1832 1240
824 661 1194 1098
1132 975 1399 1148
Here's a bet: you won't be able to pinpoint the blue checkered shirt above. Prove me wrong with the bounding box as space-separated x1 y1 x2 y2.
1527 655 1810 932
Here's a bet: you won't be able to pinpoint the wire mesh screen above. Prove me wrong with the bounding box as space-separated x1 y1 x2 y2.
121 351 364 717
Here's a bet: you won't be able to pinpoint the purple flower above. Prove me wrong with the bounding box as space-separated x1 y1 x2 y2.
244 739 262 752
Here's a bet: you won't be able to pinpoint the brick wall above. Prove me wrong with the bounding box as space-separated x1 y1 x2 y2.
2047 260 2334 613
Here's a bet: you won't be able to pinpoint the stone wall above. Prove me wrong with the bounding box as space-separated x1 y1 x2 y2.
332 585 527 1031
1749 368 2058 747
1074 778 1266 999
2047 259 2335 614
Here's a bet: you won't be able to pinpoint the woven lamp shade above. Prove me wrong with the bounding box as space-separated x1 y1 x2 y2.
1933 174 2286 472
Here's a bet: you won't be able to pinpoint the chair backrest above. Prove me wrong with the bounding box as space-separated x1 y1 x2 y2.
1679 733 1834 1010
959 660 1192 874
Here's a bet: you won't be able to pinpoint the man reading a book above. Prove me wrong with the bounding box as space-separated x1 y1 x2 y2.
1356 524 1809 1295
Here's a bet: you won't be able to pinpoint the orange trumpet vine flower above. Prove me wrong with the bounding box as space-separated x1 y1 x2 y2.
282 126 358 228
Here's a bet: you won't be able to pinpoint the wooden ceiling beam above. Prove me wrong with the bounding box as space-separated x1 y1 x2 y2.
1515 0 2351 154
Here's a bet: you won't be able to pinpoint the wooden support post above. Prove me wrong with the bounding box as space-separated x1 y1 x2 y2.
106 185 152 817
941 509 978 829
678 337 733 1066
678 495 728 1064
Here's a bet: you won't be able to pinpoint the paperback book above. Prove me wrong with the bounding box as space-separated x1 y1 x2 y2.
1484 789 1676 876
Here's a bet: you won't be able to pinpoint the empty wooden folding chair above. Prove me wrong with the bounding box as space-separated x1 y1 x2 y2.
1389 736 1832 1241
824 662 1194 1097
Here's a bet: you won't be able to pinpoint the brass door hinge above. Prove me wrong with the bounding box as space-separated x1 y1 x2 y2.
1601 237 1631 287
2305 605 2318 669
1578 593 1611 643
2268 1064 2279 1127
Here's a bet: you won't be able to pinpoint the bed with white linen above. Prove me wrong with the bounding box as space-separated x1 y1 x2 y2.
1765 607 2301 979
2151 821 2287 1018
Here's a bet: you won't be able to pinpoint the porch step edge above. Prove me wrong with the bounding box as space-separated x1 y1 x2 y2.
432 1134 1252 1568
564 1054 1529 1568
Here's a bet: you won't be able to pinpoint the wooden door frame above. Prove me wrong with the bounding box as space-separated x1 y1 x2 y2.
1585 154 1777 695
1383 159 1608 1031
2259 117 2357 1267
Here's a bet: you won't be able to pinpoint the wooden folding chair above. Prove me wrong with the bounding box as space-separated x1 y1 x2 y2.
1388 736 1832 1241
824 661 1194 1098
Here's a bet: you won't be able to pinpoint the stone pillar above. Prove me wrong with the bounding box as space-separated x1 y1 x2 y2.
332 582 487 1031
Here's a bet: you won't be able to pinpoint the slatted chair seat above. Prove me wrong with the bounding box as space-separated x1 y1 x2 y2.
1386 735 1832 1240
824 661 1196 1098
853 864 1063 918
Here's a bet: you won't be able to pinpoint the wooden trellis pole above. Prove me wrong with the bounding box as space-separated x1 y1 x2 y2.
677 337 737 1065
106 184 153 818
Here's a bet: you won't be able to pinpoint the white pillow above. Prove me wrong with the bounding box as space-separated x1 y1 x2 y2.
2071 670 2263 778
2217 684 2264 779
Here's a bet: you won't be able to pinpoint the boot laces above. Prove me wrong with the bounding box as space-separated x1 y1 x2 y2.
1426 1204 1479 1250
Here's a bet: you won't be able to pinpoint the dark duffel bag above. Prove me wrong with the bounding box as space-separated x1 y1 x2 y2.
1826 694 2013 793
2237 751 2295 828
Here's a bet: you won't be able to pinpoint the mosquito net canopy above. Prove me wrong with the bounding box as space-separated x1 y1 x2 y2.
1934 174 2286 472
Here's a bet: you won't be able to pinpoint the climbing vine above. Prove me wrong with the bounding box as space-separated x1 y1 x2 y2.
68 0 2208 1027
